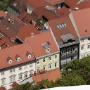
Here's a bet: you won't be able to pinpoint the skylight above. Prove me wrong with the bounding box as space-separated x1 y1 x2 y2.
57 23 67 29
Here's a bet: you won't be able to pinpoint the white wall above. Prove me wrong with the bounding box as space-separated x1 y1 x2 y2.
0 62 35 90
27 5 34 14
80 38 90 59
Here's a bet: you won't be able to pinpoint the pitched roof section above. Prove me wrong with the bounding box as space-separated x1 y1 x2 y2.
0 14 25 39
0 43 35 70
31 68 61 85
27 0 52 8
17 11 34 24
26 31 59 58
48 16 78 42
71 8 90 38
0 11 7 22
17 24 40 41
32 6 59 20
0 87 6 90
71 0 90 11
10 0 28 13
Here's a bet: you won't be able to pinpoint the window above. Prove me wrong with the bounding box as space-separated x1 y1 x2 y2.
81 45 84 50
57 23 67 29
55 62 57 68
55 54 57 59
19 74 22 80
37 67 40 72
8 59 13 64
17 57 21 62
43 65 46 70
30 70 34 74
19 67 22 70
24 73 28 78
30 64 33 67
1 78 5 85
48 56 51 60
43 58 45 62
48 64 51 70
27 54 31 59
81 39 84 42
10 76 15 83
10 68 15 73
37 60 39 64
88 44 90 49
88 37 90 40
24 65 27 69
1 71 4 75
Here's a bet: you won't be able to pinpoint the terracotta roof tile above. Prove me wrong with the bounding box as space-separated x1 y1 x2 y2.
17 11 34 24
12 82 19 88
26 31 59 58
32 6 59 20
0 87 6 90
32 68 61 85
27 0 52 8
0 14 25 39
48 16 78 42
10 0 28 13
71 8 90 38
17 24 40 41
0 43 35 70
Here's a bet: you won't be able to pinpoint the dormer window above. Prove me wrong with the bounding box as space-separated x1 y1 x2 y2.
7 57 12 64
26 51 32 59
15 55 21 62
42 43 50 53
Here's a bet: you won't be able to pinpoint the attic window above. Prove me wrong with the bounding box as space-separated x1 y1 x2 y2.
15 55 21 62
7 57 13 64
57 23 67 29
26 52 32 59
14 3 17 6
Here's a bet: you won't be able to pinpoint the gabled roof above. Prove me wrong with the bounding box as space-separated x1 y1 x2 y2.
0 14 25 39
71 0 90 11
17 11 34 24
27 0 52 8
25 31 59 58
32 6 59 20
46 0 79 6
10 0 28 13
31 68 61 85
71 8 90 38
56 6 70 17
17 24 40 41
0 43 35 70
48 16 78 43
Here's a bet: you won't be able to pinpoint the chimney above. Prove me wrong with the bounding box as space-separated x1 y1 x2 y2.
30 33 34 37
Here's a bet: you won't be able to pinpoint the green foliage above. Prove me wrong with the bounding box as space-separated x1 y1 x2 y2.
0 0 14 11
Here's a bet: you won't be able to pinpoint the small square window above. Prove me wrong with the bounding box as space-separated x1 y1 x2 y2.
37 67 40 72
19 67 22 70
19 74 22 80
81 45 84 50
1 71 4 75
55 62 57 68
30 64 33 67
48 57 51 60
43 58 45 62
88 44 90 48
37 60 39 64
43 65 46 70
55 54 57 59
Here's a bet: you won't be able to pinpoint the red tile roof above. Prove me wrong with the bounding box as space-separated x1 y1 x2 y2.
17 24 40 41
17 11 34 24
56 6 70 17
31 68 61 85
12 82 19 88
26 31 59 58
0 43 35 70
32 6 59 20
71 8 90 38
0 87 6 90
0 11 7 20
71 1 90 11
0 14 25 39
48 16 78 42
27 0 52 8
